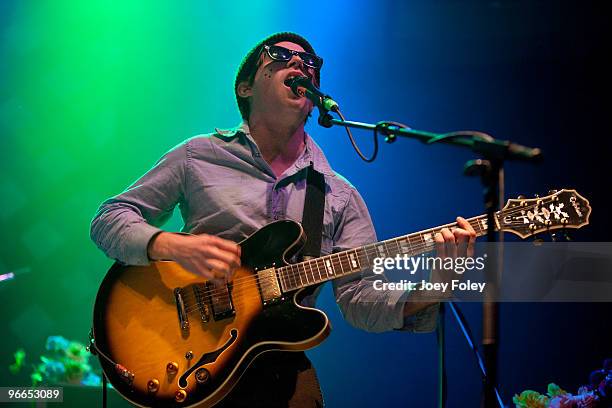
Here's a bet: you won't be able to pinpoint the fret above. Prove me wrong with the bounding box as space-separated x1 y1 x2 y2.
407 235 417 253
304 266 318 283
392 238 402 257
303 262 312 283
344 251 352 273
420 233 432 254
296 264 304 287
361 245 372 266
309 260 321 282
301 263 311 285
399 236 411 256
324 257 334 277
480 218 488 232
383 240 392 258
376 244 386 258
279 268 288 292
290 267 298 290
315 258 324 282
357 248 369 269
308 261 323 282
281 267 290 291
470 218 481 235
336 253 345 275
349 250 361 271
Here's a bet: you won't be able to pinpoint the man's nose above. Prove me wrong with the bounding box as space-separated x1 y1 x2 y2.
287 55 305 70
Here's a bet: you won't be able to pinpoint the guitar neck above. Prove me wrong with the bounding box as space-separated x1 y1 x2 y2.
277 213 498 292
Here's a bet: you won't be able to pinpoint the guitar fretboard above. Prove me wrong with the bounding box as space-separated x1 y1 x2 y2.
277 214 497 292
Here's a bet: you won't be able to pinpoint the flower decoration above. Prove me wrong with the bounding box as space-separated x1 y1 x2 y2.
513 359 610 408
10 335 102 387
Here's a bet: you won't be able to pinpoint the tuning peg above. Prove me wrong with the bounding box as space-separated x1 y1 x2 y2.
550 232 558 242
518 195 526 199
548 189 558 195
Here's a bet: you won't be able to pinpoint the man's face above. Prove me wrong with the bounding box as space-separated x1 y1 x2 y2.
244 41 319 121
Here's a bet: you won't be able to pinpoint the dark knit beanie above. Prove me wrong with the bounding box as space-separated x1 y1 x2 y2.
234 32 321 121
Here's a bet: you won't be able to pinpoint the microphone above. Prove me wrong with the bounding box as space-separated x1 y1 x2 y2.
284 76 339 112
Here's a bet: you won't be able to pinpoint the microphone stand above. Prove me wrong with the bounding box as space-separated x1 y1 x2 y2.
318 112 541 407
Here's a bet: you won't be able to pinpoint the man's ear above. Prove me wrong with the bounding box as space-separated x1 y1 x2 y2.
237 81 253 98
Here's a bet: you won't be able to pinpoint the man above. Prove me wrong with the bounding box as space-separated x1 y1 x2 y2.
90 32 475 407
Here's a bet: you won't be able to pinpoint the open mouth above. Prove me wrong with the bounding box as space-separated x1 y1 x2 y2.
284 74 298 88
283 71 308 89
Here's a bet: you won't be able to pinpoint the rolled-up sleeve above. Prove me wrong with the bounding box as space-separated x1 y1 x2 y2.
90 141 187 265
332 188 439 333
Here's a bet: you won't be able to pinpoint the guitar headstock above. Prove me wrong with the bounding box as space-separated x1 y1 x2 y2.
499 189 591 239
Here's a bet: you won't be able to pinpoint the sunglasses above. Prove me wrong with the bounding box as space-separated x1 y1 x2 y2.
261 45 323 70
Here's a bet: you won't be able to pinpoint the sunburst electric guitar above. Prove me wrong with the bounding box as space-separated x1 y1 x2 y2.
90 189 590 407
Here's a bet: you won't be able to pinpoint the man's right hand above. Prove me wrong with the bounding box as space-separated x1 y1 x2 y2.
147 232 241 281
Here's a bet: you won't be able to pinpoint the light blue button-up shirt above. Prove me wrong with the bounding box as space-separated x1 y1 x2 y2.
90 122 437 333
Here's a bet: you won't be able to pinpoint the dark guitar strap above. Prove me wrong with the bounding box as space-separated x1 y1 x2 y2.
301 163 326 259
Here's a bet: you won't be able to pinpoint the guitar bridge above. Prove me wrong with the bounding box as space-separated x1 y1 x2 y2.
193 285 210 323
174 288 189 330
257 267 282 305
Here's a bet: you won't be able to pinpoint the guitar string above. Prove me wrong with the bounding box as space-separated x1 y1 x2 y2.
181 211 572 310
184 234 565 315
180 207 575 311
181 215 489 306
182 222 565 316
184 205 562 299
189 200 572 297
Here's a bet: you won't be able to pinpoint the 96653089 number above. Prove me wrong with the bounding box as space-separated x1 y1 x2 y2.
0 387 63 402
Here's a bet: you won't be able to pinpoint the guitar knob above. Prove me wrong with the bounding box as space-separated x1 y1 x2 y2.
167 362 179 375
544 220 551 227
517 195 526 199
529 224 537 232
175 389 187 403
195 368 210 384
147 379 160 393
551 195 559 202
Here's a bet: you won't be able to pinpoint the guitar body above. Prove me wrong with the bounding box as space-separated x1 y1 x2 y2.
92 220 330 407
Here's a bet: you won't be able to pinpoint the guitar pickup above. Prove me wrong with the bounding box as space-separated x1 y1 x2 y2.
193 285 210 323
257 267 282 305
207 281 235 321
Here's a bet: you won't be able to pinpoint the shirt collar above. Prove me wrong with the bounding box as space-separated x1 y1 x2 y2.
214 121 335 177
